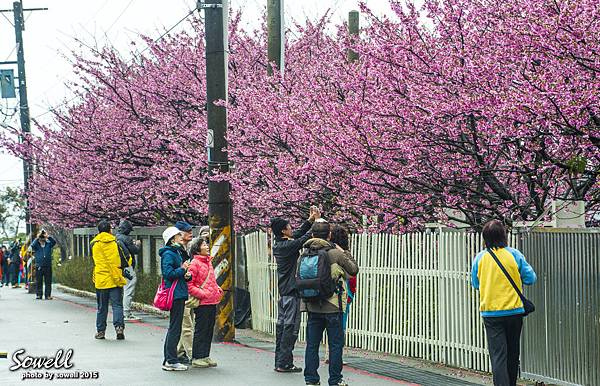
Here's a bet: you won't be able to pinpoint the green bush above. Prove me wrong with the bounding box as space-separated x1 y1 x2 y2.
55 257 161 305
54 256 95 293
133 270 161 304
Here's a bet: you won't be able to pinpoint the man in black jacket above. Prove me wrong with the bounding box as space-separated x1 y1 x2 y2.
116 220 141 321
271 207 320 373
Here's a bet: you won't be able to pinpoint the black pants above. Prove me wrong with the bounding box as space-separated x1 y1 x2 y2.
164 299 186 365
10 263 20 285
36 266 52 298
275 295 301 369
1 262 8 284
483 315 524 386
192 304 217 359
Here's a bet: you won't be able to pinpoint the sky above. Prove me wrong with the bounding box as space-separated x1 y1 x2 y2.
0 0 394 193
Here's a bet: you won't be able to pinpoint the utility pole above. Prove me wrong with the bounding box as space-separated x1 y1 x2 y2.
267 0 283 75
0 2 47 238
199 0 234 342
14 1 32 237
347 10 359 63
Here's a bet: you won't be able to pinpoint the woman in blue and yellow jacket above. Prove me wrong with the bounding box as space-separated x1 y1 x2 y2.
471 220 536 386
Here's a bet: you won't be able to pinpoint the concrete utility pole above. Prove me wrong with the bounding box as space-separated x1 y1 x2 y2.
348 10 359 63
0 2 47 238
267 0 284 75
199 0 235 342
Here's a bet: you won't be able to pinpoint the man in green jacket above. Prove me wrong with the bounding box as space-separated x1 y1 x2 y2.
302 220 359 386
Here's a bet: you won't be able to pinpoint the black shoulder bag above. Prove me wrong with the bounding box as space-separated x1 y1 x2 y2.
486 248 535 317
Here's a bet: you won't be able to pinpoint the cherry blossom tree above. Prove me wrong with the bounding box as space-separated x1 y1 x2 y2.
1 1 598 231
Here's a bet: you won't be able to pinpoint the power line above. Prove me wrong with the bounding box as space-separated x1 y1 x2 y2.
105 0 135 34
31 7 198 121
3 43 18 61
0 10 13 26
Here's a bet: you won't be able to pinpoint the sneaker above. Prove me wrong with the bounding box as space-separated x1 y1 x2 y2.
94 331 105 340
124 314 141 322
191 358 210 368
36 296 42 300
45 296 53 300
162 362 188 371
177 356 191 365
305 382 320 385
115 326 125 340
204 357 217 367
275 364 302 373
333 380 349 386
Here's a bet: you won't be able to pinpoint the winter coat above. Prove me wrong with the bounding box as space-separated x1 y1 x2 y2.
159 245 189 301
301 238 359 314
30 237 56 267
91 232 126 289
471 247 536 317
187 254 223 306
273 220 313 296
9 242 22 266
116 220 139 268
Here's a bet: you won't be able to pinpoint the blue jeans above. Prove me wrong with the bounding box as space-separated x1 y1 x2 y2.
96 287 124 332
304 312 344 385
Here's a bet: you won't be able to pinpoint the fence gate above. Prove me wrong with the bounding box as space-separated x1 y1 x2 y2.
519 229 600 386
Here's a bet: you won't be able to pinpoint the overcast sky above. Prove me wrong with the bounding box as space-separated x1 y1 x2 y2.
0 0 393 192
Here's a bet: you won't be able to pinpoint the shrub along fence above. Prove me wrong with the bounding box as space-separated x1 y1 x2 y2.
245 228 599 386
55 256 161 305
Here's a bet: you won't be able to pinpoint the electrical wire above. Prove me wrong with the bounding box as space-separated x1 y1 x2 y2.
0 11 14 27
31 7 198 121
105 0 134 34
3 43 18 61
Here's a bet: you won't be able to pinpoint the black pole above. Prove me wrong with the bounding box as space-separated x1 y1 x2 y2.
348 10 359 63
13 1 32 237
202 0 234 342
267 0 283 75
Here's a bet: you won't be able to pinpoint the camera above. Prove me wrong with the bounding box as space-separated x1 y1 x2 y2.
122 268 133 281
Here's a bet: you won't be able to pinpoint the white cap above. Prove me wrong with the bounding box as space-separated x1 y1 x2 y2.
162 226 181 245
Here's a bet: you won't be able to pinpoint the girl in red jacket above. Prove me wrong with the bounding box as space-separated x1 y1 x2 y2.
187 237 223 368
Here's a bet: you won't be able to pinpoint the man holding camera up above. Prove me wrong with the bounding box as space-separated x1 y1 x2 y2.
270 206 320 374
30 229 57 299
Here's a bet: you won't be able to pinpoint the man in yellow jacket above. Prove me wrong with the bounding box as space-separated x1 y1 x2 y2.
91 220 127 341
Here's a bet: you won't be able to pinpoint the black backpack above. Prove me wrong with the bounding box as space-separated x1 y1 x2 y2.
296 246 337 302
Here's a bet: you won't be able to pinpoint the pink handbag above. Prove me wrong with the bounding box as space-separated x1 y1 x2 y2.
153 278 178 311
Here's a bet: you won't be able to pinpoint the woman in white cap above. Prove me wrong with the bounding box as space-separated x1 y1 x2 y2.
160 226 192 371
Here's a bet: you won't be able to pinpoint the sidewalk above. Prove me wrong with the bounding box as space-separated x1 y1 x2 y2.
0 286 405 386
0 285 526 386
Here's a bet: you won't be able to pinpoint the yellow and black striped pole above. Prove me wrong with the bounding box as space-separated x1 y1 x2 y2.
209 222 234 342
202 0 234 342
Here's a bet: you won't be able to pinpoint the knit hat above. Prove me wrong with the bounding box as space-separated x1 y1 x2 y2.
162 227 181 245
270 217 289 238
175 221 193 232
198 225 210 239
